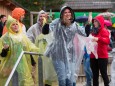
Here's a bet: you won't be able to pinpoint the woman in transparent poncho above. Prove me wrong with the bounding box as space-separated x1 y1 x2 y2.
42 6 97 86
0 15 39 86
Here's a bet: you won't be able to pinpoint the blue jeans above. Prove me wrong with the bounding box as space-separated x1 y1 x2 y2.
52 60 76 86
110 38 113 48
83 48 93 86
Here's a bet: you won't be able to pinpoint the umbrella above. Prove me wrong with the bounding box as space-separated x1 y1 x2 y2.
104 20 113 30
75 16 88 23
98 12 115 18
106 23 115 30
108 23 115 30
107 26 115 30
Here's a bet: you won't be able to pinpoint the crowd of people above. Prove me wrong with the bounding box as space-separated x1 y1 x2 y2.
0 6 115 86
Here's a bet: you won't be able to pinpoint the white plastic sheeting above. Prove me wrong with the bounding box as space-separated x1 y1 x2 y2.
110 48 115 86
44 18 98 83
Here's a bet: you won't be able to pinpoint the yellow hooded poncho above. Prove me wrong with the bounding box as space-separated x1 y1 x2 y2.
2 7 26 35
35 33 58 85
0 16 39 86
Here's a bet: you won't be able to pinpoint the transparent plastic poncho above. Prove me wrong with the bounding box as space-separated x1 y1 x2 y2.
110 48 115 86
44 19 98 83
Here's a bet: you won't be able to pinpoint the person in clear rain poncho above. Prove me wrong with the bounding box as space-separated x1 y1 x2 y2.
42 6 98 86
27 10 55 86
0 15 39 86
27 10 48 43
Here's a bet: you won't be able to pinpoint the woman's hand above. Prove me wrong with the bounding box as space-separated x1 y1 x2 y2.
88 12 92 24
92 37 98 42
3 44 9 50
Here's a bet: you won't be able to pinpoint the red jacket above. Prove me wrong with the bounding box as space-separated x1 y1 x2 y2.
90 16 110 59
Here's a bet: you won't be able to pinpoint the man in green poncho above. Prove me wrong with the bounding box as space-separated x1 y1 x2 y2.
0 15 39 86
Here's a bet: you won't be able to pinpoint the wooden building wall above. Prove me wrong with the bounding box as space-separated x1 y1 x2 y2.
0 4 12 17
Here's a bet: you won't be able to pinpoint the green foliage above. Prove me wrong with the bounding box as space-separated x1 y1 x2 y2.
14 0 65 11
38 0 65 11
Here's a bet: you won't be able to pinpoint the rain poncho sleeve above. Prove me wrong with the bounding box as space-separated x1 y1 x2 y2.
27 23 42 43
49 18 86 36
22 24 27 35
110 48 115 86
44 19 97 83
0 38 3 52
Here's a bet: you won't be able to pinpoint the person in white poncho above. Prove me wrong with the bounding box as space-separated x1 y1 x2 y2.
27 10 48 43
42 6 98 86
27 10 55 86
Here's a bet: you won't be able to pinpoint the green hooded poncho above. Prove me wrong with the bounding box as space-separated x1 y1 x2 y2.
0 16 39 86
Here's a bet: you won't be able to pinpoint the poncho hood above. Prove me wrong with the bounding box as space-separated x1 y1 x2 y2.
60 6 75 23
12 8 25 21
92 15 105 30
37 10 46 23
6 15 21 34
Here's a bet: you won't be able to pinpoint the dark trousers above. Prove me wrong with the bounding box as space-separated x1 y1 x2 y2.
90 58 109 86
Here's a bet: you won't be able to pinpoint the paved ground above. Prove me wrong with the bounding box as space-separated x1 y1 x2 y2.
52 82 104 86
76 82 104 86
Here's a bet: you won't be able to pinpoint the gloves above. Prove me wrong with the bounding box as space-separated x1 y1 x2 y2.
42 24 49 35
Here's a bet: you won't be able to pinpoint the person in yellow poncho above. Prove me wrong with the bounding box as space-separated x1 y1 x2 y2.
2 7 26 35
0 15 39 86
35 31 58 86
